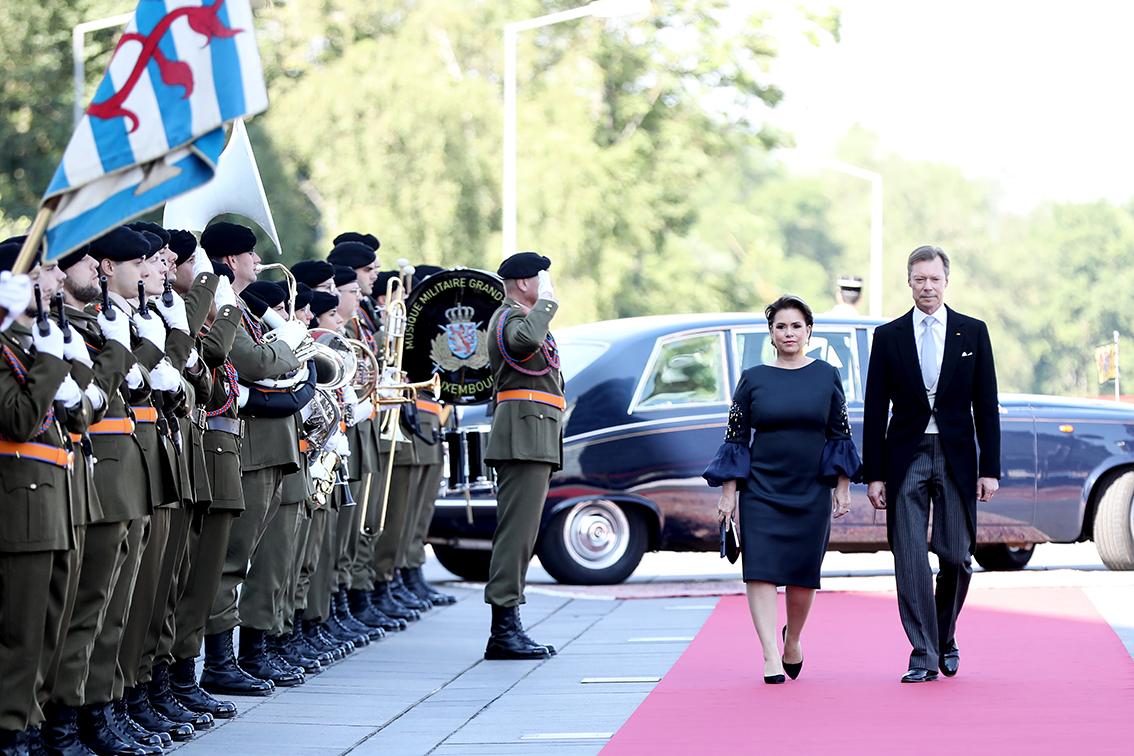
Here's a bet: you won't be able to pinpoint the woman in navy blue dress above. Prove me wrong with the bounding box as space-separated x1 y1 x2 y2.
704 295 861 684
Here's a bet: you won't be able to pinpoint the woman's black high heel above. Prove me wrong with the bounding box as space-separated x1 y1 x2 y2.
782 625 803 680
763 673 786 685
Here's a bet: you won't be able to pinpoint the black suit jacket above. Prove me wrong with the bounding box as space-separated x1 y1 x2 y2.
862 306 1001 539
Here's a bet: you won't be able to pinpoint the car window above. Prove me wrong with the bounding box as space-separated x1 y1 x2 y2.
636 333 728 410
734 329 860 401
556 339 609 383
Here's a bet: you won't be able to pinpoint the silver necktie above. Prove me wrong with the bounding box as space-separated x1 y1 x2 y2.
920 315 939 390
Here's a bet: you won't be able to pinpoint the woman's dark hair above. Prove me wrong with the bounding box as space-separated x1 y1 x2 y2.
764 295 814 328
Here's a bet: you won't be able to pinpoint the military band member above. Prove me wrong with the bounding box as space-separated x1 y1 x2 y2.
0 242 87 754
198 222 308 697
483 252 563 660
291 259 336 294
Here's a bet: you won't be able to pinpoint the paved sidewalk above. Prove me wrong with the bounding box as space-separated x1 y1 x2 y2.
176 591 710 755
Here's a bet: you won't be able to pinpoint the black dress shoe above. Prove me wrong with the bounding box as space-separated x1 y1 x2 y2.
781 626 803 680
168 658 237 720
200 630 275 697
42 702 97 756
763 674 786 685
939 646 960 677
901 668 939 683
77 704 147 756
484 606 551 661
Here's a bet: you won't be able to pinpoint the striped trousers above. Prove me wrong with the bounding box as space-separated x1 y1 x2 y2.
892 434 973 670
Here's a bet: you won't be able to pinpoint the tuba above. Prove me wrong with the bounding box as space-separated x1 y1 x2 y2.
309 327 357 391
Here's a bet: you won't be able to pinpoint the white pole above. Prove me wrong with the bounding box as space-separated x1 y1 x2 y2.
1114 330 1121 401
502 26 518 259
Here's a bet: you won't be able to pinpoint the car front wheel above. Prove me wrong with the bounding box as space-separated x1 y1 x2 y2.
973 543 1035 571
537 500 648 585
432 545 492 582
1095 470 1134 570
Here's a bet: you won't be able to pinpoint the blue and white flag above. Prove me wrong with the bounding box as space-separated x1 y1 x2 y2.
42 0 268 261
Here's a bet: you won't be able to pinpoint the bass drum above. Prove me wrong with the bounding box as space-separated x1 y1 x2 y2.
401 267 505 405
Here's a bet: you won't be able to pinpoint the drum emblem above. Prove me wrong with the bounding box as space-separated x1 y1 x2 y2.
431 304 490 370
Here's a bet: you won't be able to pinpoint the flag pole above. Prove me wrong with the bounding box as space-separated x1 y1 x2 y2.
10 198 60 275
1114 330 1121 402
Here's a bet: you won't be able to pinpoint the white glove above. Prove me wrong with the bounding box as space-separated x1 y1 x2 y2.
97 310 131 347
536 269 557 303
308 457 328 481
191 246 211 279
378 366 402 399
84 382 106 412
300 399 315 422
149 360 181 392
157 291 189 333
237 384 249 408
342 385 359 405
0 272 32 331
132 311 166 351
125 364 144 390
332 432 351 458
265 319 307 351
351 398 373 425
54 374 83 408
214 275 237 310
62 325 91 366
33 320 65 360
185 347 200 371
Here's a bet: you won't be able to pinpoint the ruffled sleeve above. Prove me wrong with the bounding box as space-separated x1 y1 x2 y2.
819 366 862 486
703 372 752 488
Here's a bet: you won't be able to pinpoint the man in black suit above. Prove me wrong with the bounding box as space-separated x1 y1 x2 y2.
862 245 1001 683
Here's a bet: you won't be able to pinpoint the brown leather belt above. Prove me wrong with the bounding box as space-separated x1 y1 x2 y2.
415 399 442 415
131 406 159 423
88 417 136 435
495 389 566 410
0 441 74 469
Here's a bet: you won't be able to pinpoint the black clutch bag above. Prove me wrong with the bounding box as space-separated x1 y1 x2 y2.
719 517 741 564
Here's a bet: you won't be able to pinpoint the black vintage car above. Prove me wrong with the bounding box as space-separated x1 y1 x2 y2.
428 313 1134 584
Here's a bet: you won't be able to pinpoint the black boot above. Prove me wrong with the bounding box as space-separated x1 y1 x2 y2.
105 701 162 755
323 598 369 648
149 663 213 731
124 687 185 745
304 619 347 660
335 589 384 641
168 657 237 720
275 629 322 675
295 617 336 665
404 566 457 606
267 634 316 677
349 589 406 632
77 704 147 756
371 581 420 622
485 606 552 661
392 571 432 612
200 629 275 697
238 627 304 688
42 703 96 756
0 728 29 756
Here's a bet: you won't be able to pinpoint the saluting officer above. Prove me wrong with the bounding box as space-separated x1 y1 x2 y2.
483 252 563 660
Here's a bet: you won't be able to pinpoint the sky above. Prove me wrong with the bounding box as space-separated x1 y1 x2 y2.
762 0 1134 212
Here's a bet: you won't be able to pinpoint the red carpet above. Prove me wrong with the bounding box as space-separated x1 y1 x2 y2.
603 589 1134 755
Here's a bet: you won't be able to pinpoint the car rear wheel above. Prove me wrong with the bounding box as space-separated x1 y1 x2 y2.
537 500 648 585
432 545 492 582
1095 470 1134 570
973 543 1035 571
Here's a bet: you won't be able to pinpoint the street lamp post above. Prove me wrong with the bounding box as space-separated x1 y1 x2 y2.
825 160 884 318
502 0 650 259
72 13 133 126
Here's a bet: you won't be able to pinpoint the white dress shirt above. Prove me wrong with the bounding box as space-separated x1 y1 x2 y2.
913 306 947 434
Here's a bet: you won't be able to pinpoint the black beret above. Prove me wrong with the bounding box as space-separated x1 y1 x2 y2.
0 236 40 273
240 291 268 318
327 241 376 270
200 221 256 259
243 280 286 310
128 221 170 249
168 230 198 266
374 270 398 293
497 251 550 280
332 265 357 287
293 282 313 311
332 231 380 250
413 264 444 286
309 290 339 318
89 226 150 262
58 245 92 272
138 230 164 257
212 260 234 282
290 259 335 288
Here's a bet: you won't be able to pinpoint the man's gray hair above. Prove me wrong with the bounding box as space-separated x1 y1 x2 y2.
907 245 950 279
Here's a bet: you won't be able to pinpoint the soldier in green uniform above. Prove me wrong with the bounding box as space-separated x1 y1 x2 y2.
199 222 309 696
0 244 87 753
483 252 563 660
